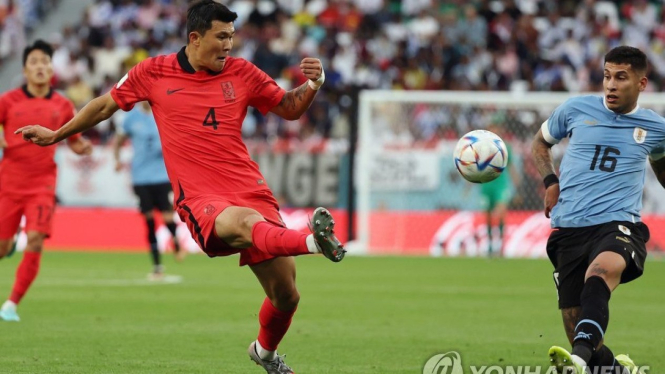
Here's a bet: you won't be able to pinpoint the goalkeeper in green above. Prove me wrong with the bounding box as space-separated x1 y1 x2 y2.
479 125 520 257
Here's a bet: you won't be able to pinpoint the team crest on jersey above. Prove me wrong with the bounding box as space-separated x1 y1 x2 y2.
633 127 647 144
221 81 235 102
204 204 216 216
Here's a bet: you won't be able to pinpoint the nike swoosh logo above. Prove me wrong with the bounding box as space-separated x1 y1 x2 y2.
166 88 185 95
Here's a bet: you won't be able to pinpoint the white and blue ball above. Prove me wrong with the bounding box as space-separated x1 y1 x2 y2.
453 130 508 183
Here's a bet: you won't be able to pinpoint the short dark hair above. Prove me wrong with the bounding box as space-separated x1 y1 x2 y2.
604 46 648 74
186 0 238 40
22 40 53 66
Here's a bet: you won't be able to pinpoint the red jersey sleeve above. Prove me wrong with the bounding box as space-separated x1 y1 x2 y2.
61 99 80 141
243 60 286 115
110 58 156 111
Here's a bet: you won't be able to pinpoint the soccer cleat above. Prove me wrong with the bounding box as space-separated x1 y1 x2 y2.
248 341 295 374
0 302 20 322
147 265 165 282
147 271 166 282
548 346 584 374
309 207 345 262
616 354 640 374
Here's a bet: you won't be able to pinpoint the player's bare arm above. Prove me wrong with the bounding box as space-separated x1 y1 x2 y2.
532 128 559 218
112 132 129 172
15 92 119 146
270 58 323 120
649 156 665 188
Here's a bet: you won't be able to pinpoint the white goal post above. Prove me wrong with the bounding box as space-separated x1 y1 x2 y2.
352 90 665 257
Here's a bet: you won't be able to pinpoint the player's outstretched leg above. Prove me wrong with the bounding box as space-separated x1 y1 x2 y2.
248 207 345 262
548 346 585 374
309 207 345 262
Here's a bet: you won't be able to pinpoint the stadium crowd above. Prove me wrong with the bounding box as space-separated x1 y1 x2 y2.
2 0 662 147
0 0 58 67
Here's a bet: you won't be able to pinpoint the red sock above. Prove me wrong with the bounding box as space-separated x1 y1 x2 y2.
251 221 310 257
257 297 297 351
9 251 42 304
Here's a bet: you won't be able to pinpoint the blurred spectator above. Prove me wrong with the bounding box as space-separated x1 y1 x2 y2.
5 0 665 156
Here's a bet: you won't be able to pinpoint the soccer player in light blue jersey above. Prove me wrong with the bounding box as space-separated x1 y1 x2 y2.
113 101 184 280
532 46 665 374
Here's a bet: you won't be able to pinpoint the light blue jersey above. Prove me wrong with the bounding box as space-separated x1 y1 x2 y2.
543 95 665 228
121 106 169 186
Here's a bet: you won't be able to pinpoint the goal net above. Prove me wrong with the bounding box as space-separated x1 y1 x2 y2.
353 91 665 258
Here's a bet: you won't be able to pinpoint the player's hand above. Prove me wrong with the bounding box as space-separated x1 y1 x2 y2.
544 184 560 218
14 125 57 146
0 137 7 149
71 138 93 156
114 161 124 172
300 58 323 82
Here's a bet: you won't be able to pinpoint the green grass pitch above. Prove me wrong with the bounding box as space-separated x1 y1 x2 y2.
0 252 663 373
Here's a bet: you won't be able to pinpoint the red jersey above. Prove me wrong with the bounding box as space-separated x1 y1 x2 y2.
0 86 77 195
110 47 285 201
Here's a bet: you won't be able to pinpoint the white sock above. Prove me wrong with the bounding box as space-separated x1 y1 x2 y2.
1 300 16 311
305 234 320 254
256 340 277 361
571 355 587 372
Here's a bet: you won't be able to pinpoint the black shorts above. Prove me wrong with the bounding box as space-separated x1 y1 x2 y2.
132 182 173 214
546 221 649 309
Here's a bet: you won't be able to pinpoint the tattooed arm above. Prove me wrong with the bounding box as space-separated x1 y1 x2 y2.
270 82 316 120
270 58 323 120
532 128 560 218
532 129 556 178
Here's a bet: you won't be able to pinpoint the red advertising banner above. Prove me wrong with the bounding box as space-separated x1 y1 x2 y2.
367 211 665 257
31 208 665 257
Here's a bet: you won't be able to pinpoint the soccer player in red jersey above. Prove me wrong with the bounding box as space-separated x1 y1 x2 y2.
16 2 344 372
0 40 92 322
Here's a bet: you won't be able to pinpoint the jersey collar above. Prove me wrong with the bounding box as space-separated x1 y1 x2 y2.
22 84 53 99
177 46 222 76
602 96 640 115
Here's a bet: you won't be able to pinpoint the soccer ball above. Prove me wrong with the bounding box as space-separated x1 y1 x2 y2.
453 130 508 183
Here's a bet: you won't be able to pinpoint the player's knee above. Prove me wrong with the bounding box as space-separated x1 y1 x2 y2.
25 239 44 253
143 211 154 220
26 232 46 252
586 263 623 286
215 207 264 247
239 210 265 241
240 210 264 230
272 289 300 311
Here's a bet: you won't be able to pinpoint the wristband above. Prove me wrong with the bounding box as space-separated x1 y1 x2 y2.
543 174 559 188
308 68 325 91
